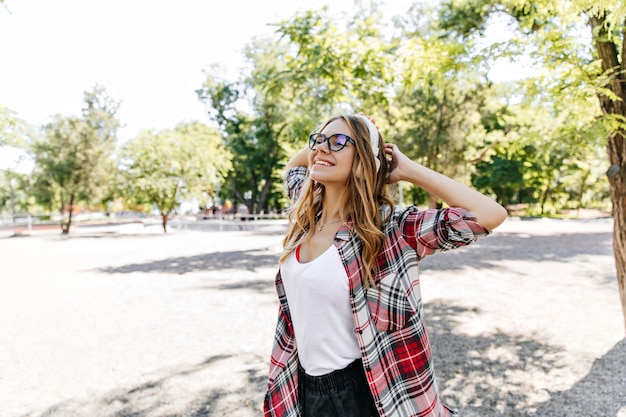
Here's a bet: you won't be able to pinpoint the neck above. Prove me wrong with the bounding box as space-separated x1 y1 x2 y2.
321 185 345 223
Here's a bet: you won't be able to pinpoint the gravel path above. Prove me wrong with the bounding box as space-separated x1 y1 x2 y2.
0 217 624 417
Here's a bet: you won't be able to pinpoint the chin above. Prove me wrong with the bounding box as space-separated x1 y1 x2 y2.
310 167 350 184
309 173 328 184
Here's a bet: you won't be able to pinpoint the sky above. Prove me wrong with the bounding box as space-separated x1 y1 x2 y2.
0 0 417 142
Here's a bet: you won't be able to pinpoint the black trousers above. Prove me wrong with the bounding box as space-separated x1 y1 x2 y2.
299 359 379 417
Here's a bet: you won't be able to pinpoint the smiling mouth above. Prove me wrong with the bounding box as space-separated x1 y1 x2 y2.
314 160 334 167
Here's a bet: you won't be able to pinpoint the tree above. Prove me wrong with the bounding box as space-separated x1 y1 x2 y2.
473 150 525 206
197 77 282 214
197 6 397 213
0 105 30 149
437 0 626 329
119 121 230 232
0 105 34 218
197 37 298 214
387 3 501 208
270 5 395 137
31 85 120 234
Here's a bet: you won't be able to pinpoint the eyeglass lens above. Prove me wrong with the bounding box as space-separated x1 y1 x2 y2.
309 133 351 151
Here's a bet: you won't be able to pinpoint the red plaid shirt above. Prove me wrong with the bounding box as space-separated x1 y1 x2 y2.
264 167 490 417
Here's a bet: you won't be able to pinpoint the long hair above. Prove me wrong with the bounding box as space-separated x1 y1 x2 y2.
280 114 395 287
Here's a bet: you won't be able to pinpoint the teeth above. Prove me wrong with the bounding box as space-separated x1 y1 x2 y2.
315 160 333 166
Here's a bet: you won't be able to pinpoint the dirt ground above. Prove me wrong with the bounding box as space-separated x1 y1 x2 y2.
0 217 624 417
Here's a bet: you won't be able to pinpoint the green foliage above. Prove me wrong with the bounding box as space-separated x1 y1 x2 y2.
198 36 305 214
197 77 284 213
388 3 500 207
270 6 396 137
0 105 30 149
193 1 612 215
273 8 351 118
0 105 37 215
438 0 499 36
0 169 34 215
573 0 626 34
119 121 230 232
473 152 525 206
435 0 614 215
198 5 397 213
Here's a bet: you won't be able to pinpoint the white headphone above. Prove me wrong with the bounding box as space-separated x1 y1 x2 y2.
354 114 381 173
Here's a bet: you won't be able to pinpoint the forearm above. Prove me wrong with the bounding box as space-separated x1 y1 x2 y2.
286 147 309 170
402 161 507 231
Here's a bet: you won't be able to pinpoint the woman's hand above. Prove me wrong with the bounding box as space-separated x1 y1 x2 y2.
384 143 410 184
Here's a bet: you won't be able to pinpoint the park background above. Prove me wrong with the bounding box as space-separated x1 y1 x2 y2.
1 0 626 416
1 0 619 229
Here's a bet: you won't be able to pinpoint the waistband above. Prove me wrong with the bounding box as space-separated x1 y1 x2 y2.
299 359 365 393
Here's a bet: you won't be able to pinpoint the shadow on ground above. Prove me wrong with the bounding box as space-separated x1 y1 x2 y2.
93 230 612 277
18 301 621 417
421 231 614 283
530 338 626 417
18 353 268 417
426 303 565 416
96 248 280 275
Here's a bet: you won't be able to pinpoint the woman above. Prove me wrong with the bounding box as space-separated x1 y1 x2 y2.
264 114 507 417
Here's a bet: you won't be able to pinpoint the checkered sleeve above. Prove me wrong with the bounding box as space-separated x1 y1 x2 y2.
284 166 308 203
399 206 490 259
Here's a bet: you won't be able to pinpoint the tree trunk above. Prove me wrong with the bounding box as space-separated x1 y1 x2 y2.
61 193 75 235
590 13 626 333
161 214 168 233
539 184 550 215
257 178 273 214
609 174 626 335
4 171 18 223
576 169 591 214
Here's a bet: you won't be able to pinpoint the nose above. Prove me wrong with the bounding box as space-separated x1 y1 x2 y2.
316 138 331 153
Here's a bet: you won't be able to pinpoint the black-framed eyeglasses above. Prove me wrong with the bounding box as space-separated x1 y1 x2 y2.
308 133 356 152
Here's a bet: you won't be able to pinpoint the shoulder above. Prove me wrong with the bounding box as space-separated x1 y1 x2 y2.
383 205 477 224
379 204 419 235
380 204 419 223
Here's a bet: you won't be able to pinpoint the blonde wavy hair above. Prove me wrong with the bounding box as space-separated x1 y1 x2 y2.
280 114 395 287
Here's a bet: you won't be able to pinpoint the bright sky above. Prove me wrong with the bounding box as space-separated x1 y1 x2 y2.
0 0 417 143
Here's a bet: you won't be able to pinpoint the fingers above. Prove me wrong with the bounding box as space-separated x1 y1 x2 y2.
383 143 395 167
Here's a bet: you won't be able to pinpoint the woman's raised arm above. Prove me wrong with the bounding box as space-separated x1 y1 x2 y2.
385 143 507 231
286 146 310 170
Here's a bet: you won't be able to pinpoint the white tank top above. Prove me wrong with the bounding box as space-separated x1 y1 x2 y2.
280 244 361 376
